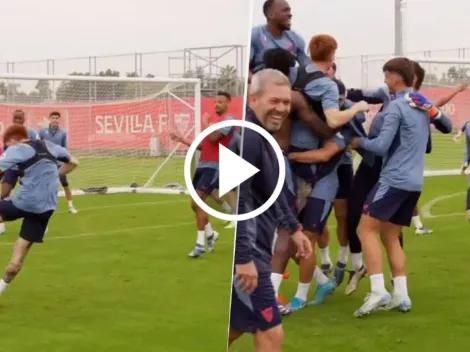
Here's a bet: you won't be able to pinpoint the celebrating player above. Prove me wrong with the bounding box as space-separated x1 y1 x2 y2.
250 0 310 76
0 124 78 299
454 120 470 220
229 69 311 352
170 91 235 258
39 111 78 214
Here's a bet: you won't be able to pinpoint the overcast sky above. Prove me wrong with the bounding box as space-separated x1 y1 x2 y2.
0 0 250 77
252 0 470 86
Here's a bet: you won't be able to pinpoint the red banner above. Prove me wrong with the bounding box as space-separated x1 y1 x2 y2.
0 97 244 151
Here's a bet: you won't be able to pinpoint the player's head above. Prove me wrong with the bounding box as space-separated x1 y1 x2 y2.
12 110 25 125
215 92 231 115
309 35 337 66
326 62 337 79
332 78 346 108
382 57 414 93
249 69 291 132
411 61 425 91
263 0 292 31
263 48 296 77
49 111 61 128
3 124 28 147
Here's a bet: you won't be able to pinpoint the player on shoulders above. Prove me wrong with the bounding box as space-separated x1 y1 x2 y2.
454 120 470 221
250 0 310 76
0 124 78 300
39 111 78 214
170 91 235 258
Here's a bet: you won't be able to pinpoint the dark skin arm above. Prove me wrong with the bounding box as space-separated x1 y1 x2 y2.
291 91 336 140
288 140 343 163
208 131 225 143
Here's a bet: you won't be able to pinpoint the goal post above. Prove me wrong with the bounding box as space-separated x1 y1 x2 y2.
0 73 202 196
361 56 470 177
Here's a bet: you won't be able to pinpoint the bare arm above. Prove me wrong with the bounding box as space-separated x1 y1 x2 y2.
59 156 79 176
170 132 201 150
325 103 367 129
434 83 467 108
288 140 342 163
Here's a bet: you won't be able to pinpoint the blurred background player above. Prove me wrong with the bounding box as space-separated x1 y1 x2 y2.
39 111 78 214
250 0 310 76
170 91 235 258
0 124 78 299
454 120 470 220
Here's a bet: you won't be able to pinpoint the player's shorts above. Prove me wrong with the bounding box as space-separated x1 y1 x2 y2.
363 183 421 227
192 167 219 195
0 200 53 243
230 272 281 333
335 163 354 200
2 169 21 187
298 197 333 233
288 146 316 184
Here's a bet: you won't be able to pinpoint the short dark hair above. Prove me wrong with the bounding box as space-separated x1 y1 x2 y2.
13 109 24 117
49 111 61 118
382 57 415 87
216 91 231 101
411 61 425 91
263 48 295 76
332 78 346 96
263 0 275 16
3 124 28 145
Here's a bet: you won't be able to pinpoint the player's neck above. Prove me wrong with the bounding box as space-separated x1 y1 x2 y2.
266 23 283 38
312 61 329 73
393 85 411 95
216 111 227 117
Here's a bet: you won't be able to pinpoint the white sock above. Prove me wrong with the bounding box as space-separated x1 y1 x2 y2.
320 246 332 265
0 223 5 231
0 279 8 295
393 276 408 297
196 231 205 246
351 253 363 271
271 273 284 297
221 201 232 213
294 282 311 301
412 215 423 229
204 223 213 237
337 246 349 265
68 200 74 208
369 273 386 295
313 266 329 285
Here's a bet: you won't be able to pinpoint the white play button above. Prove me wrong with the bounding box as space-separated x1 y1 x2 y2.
218 145 259 197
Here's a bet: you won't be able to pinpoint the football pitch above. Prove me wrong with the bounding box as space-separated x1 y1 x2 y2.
0 157 234 351
232 135 470 351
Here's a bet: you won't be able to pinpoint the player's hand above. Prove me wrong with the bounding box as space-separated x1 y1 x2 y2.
169 131 183 142
349 137 361 150
406 92 441 119
235 262 258 294
291 230 312 259
287 152 300 161
354 101 369 113
458 83 468 92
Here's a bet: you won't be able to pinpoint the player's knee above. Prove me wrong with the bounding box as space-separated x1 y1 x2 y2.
256 325 284 351
466 210 470 222
6 262 22 277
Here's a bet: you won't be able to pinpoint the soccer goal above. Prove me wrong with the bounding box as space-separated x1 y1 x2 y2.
361 56 470 177
0 74 202 196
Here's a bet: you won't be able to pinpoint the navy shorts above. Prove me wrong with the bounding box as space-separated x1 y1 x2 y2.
0 200 53 243
192 167 219 194
2 169 21 187
288 146 316 184
335 163 354 200
363 183 421 227
230 272 281 333
298 197 333 233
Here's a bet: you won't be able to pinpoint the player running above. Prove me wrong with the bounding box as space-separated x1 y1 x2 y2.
454 120 470 220
170 91 235 258
229 69 311 352
39 111 78 214
350 57 451 317
250 0 310 76
0 124 78 300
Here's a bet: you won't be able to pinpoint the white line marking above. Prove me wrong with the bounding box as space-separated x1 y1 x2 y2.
421 192 466 218
0 221 194 246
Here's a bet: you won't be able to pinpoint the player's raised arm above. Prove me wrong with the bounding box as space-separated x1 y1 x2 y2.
346 87 388 105
434 83 467 108
170 131 201 150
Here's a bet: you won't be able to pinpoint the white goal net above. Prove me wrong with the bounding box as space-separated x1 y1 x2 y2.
0 74 201 196
361 56 470 177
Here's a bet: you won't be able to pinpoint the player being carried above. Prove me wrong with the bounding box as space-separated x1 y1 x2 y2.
0 124 78 300
170 91 235 258
39 111 78 214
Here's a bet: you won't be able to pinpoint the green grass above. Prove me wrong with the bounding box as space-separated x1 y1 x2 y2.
0 192 234 352
231 174 470 351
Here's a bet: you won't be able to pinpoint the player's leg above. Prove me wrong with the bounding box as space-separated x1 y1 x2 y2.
467 182 470 221
60 175 78 214
224 189 238 229
317 226 332 275
412 207 432 235
271 228 292 315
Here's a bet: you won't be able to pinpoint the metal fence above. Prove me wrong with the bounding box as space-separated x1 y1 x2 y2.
0 45 247 97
